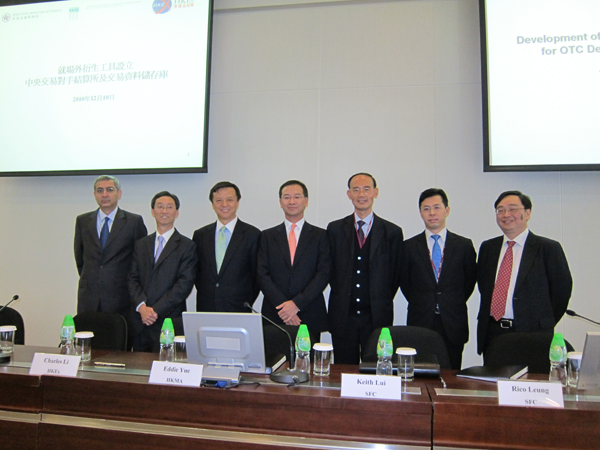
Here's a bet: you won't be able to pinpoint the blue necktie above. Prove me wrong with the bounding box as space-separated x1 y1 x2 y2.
155 235 165 263
431 235 442 277
100 217 110 251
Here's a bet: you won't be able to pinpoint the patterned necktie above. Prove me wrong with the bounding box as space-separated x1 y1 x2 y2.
431 234 442 277
216 226 227 272
289 224 297 265
155 235 165 263
490 241 516 321
100 217 110 251
357 220 365 247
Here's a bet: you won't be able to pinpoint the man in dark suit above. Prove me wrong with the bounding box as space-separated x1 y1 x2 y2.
74 175 147 316
193 181 261 312
400 188 476 369
477 190 572 354
129 191 197 352
327 173 403 364
257 180 330 336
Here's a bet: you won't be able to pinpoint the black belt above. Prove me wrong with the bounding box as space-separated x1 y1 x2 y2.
490 317 514 329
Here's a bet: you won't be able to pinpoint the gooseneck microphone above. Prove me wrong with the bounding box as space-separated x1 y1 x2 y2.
0 295 19 315
244 302 309 384
244 302 295 369
566 309 600 327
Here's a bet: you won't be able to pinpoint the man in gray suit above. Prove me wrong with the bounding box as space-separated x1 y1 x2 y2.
74 175 147 316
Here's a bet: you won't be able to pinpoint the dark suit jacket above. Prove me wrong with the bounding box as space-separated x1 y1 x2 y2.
400 230 477 346
193 219 261 312
327 214 403 337
257 222 330 334
128 229 197 337
74 208 147 315
476 231 572 354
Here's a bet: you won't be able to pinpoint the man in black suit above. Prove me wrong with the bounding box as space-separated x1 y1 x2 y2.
193 181 261 312
74 175 147 316
477 190 572 354
257 180 330 336
400 188 476 369
129 191 197 352
327 173 403 364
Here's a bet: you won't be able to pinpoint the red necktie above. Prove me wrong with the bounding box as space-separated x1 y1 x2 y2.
289 224 297 265
490 241 516 321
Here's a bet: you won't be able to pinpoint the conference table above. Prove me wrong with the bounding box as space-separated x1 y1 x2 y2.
0 346 598 450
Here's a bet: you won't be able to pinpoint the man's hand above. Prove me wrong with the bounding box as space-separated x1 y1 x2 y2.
139 304 158 326
276 300 301 326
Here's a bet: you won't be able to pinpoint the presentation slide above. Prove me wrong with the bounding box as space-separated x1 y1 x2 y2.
482 0 600 171
0 0 212 176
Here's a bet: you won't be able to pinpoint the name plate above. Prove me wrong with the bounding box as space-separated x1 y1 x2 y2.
149 361 203 387
341 374 402 400
29 353 80 377
497 380 564 408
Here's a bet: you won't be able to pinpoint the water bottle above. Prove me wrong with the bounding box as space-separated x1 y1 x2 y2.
549 332 567 386
294 324 311 373
59 315 76 355
376 328 393 376
159 318 175 362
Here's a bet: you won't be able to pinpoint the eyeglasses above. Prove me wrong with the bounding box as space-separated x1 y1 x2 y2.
281 195 305 201
495 207 524 215
95 187 117 194
420 205 445 213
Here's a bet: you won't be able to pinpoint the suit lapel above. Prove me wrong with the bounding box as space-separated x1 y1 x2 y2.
104 208 126 252
515 232 538 291
219 220 244 275
438 231 456 283
274 223 292 267
294 222 313 265
88 211 101 249
369 215 383 260
155 230 179 269
416 232 438 285
205 223 218 277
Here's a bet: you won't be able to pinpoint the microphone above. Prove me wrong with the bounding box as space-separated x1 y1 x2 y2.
566 309 600 326
0 295 19 315
244 302 308 384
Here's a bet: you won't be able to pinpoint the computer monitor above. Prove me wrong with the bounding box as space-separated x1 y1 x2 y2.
182 312 269 374
577 332 600 390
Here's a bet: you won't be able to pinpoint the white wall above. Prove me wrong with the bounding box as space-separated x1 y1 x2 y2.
1 0 597 368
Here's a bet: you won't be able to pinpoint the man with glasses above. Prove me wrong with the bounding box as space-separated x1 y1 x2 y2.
476 190 572 354
129 191 197 352
400 188 476 369
257 180 330 335
74 175 147 316
327 173 403 364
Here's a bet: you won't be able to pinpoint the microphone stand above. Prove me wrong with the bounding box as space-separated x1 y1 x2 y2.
0 295 19 315
244 302 309 384
566 309 600 327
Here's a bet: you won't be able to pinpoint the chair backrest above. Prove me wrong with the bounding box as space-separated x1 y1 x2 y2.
484 332 575 374
0 307 25 345
73 312 128 351
362 326 452 369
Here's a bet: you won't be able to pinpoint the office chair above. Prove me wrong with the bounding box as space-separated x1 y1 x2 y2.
484 331 575 373
0 307 25 345
362 325 452 369
73 312 128 351
263 324 319 363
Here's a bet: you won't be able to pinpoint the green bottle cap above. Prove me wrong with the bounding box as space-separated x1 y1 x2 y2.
162 318 174 332
549 332 566 362
296 324 311 352
62 315 75 328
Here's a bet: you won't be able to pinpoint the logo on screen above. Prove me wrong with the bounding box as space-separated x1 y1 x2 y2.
2 13 10 23
152 0 172 14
